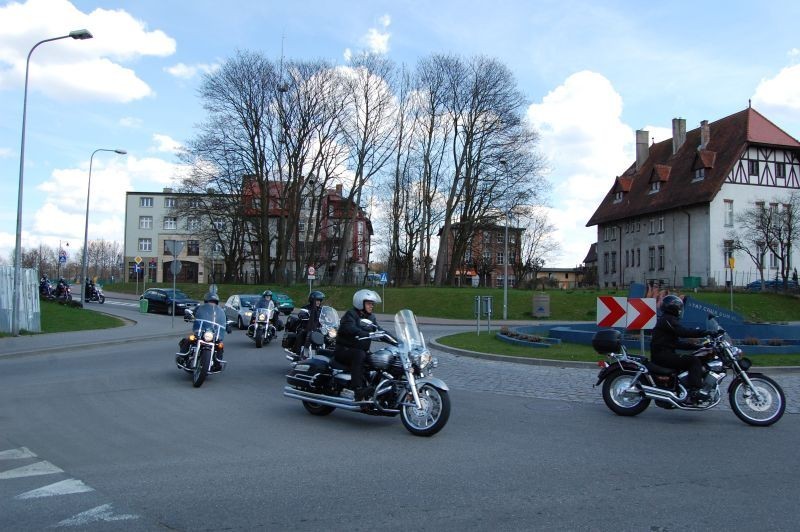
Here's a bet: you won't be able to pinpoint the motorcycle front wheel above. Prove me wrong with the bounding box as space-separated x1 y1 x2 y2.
98 295 105 304
729 374 785 426
602 371 651 416
193 349 210 388
401 384 451 437
255 328 264 348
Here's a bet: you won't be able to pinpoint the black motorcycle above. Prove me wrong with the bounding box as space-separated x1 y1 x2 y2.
284 309 451 436
176 307 232 387
84 284 105 304
593 315 786 426
39 278 55 300
55 281 72 302
247 301 277 348
282 305 339 362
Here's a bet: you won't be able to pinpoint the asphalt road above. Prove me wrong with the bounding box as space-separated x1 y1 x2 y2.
1 298 798 530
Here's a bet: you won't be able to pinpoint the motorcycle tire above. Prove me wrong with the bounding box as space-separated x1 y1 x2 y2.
193 349 210 388
401 384 451 437
99 295 105 304
729 374 785 426
255 329 264 348
303 401 335 416
601 371 650 416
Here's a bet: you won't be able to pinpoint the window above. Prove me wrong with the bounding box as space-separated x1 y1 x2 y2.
603 253 609 275
497 252 504 265
648 247 655 271
509 251 516 265
635 221 641 232
625 250 630 267
187 217 199 231
724 200 734 227
769 251 778 269
188 198 200 208
611 252 616 273
139 216 152 229
163 217 177 230
483 250 491 263
187 240 199 256
164 197 176 208
252 197 261 210
213 242 223 254
649 181 660 193
298 221 306 233
649 219 655 235
611 226 617 241
464 248 472 263
636 248 641 267
213 220 225 231
776 162 786 179
140 197 153 208
138 238 152 252
748 159 758 176
613 191 623 203
510 232 516 244
496 232 504 244
723 240 734 266
658 246 665 270
693 168 705 181
658 217 664 233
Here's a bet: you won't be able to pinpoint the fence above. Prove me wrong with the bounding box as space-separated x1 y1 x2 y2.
0 265 41 333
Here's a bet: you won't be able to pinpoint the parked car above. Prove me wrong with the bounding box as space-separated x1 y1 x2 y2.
223 294 262 329
272 292 295 314
746 279 798 291
140 288 199 315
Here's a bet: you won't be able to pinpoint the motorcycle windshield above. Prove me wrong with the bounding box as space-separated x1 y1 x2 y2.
254 301 275 320
706 315 732 343
193 304 226 340
319 306 339 329
394 309 425 353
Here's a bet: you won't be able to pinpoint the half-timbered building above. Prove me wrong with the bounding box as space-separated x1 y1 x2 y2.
587 106 800 289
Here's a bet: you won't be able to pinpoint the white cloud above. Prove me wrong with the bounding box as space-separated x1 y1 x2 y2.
343 48 353 62
164 61 220 80
0 0 175 102
348 13 391 57
0 147 12 158
151 133 182 154
119 116 143 128
752 64 800 122
527 71 634 267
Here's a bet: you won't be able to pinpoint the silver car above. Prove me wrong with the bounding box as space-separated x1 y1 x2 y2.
223 294 262 329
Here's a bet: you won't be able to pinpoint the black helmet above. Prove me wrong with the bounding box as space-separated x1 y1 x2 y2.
308 290 325 304
204 292 219 304
262 290 273 298
660 294 683 317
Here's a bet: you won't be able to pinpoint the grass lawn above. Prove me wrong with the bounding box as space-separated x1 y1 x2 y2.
436 330 800 367
35 300 125 334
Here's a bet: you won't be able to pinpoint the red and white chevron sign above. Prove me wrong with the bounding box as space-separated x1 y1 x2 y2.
626 298 656 330
597 296 627 327
596 297 657 330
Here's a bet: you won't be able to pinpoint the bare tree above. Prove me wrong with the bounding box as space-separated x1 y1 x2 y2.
515 208 560 288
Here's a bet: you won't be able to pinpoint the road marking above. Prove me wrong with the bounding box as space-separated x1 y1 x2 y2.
104 301 138 308
15 478 94 499
0 460 63 479
0 447 37 460
57 504 139 526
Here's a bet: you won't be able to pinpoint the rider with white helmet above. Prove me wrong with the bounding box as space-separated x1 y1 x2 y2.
334 289 382 401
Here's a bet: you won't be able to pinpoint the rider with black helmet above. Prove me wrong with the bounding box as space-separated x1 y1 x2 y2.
650 294 716 403
335 289 381 401
293 290 326 354
250 289 283 329
180 291 227 366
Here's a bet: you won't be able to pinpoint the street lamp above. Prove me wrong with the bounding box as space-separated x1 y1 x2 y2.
500 158 510 320
81 148 126 304
11 29 93 335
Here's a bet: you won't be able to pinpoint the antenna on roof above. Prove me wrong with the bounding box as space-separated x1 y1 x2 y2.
748 99 752 108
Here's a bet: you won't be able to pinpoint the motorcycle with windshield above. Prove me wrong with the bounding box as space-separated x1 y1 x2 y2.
282 305 339 362
284 309 451 436
84 284 105 304
247 301 277 348
594 314 785 426
176 305 232 387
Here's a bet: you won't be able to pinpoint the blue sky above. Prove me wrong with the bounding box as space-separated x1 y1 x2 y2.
1 0 799 269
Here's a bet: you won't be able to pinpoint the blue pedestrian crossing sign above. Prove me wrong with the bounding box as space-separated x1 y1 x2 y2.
379 272 388 285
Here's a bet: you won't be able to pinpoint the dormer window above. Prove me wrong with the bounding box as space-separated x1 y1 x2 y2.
648 164 670 194
649 181 660 193
693 168 706 181
693 149 715 182
613 191 624 203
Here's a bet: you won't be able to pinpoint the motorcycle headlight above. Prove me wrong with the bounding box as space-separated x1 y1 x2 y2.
414 350 433 370
258 313 267 321
202 331 214 342
328 328 337 339
188 334 196 342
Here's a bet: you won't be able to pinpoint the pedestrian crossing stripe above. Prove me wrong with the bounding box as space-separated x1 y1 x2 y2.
15 478 94 499
0 447 37 460
0 460 63 479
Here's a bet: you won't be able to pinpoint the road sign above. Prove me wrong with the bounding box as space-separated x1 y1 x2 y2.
58 255 66 264
59 249 67 259
626 298 657 330
135 256 142 264
307 266 316 276
164 240 184 256
170 260 182 276
133 264 141 273
379 272 388 285
597 296 627 327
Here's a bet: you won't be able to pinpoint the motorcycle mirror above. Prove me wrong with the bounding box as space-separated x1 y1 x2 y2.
183 309 194 322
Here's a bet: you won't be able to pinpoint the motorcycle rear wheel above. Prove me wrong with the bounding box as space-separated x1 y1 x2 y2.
602 371 650 416
401 384 450 437
729 374 785 426
193 349 210 388
303 401 335 416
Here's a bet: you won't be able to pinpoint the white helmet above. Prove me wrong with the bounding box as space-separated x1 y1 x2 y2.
353 289 381 311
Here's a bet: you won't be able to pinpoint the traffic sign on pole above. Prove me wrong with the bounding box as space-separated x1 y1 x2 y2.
626 298 657 330
597 296 627 328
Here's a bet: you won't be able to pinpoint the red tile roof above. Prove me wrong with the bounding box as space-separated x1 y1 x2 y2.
586 107 800 227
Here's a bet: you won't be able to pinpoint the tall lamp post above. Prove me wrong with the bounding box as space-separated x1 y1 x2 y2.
81 148 127 304
11 29 93 336
500 158 510 320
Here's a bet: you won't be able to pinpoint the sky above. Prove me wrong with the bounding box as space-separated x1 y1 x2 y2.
1 0 800 270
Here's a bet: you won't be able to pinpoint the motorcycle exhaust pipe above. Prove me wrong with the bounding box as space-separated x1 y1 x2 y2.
283 386 362 411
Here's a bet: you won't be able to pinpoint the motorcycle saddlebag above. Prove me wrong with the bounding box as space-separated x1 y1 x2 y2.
285 314 300 333
282 332 296 350
592 329 622 355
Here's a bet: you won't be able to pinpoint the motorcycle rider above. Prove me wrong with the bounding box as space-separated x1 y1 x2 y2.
250 289 283 330
293 290 326 355
335 289 381 401
180 292 227 368
84 277 96 300
650 294 716 403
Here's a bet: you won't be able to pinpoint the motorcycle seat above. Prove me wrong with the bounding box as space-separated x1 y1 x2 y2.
645 360 676 376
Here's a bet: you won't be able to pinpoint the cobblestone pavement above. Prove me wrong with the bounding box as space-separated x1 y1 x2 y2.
428 348 800 415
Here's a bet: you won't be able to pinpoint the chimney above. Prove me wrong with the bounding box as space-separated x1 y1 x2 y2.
699 120 710 150
163 187 173 193
335 184 343 195
671 118 686 155
635 129 649 170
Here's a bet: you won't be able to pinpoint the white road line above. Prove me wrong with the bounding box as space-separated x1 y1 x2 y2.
57 504 139 526
0 460 63 479
0 447 37 460
15 478 94 499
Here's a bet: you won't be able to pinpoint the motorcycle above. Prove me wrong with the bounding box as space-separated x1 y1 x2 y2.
247 301 277 348
282 305 339 362
176 306 232 387
55 281 72 302
284 309 451 437
84 284 105 304
40 278 55 300
593 315 786 426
